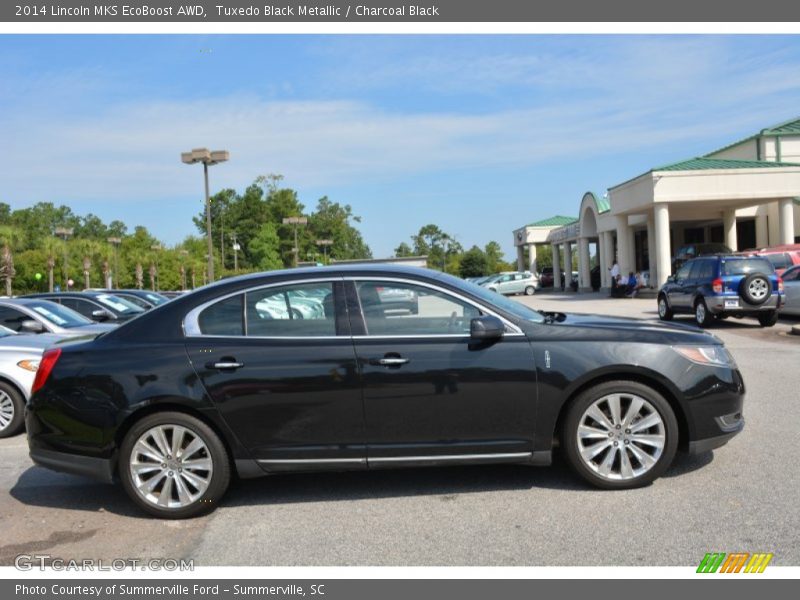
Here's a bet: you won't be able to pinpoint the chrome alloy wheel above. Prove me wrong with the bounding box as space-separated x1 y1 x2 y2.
129 424 213 509
748 278 769 301
576 393 666 481
695 302 706 324
658 298 668 318
0 390 14 431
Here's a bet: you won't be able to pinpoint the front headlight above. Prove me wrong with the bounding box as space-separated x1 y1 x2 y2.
17 359 40 372
672 345 736 368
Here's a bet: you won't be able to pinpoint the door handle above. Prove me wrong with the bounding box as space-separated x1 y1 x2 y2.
376 357 410 366
207 361 244 370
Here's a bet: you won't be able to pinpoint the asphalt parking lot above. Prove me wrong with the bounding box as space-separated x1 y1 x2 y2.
1 292 798 567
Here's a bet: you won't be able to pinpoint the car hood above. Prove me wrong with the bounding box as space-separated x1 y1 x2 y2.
531 311 720 345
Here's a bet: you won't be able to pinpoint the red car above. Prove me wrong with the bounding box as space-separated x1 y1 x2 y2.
739 244 800 276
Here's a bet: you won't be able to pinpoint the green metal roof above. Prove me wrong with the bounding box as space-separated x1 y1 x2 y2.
762 116 800 135
526 215 577 227
655 157 800 171
595 195 610 213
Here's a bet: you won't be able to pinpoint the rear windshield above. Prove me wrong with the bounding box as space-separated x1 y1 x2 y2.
720 258 774 276
27 300 93 328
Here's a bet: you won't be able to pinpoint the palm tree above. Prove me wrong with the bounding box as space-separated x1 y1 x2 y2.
135 262 143 290
41 237 61 293
0 244 14 296
82 256 92 290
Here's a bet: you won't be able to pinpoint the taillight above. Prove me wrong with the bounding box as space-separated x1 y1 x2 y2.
778 277 784 293
712 278 723 294
32 348 61 395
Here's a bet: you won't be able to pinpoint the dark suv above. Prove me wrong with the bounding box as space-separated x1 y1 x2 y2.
658 255 784 327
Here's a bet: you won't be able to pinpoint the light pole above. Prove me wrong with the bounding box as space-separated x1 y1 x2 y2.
150 244 162 291
282 216 308 267
181 147 229 283
107 237 121 287
231 233 240 273
315 239 333 264
179 249 189 290
54 227 73 289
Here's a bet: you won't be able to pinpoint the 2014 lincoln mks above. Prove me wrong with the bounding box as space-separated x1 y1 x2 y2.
26 265 744 518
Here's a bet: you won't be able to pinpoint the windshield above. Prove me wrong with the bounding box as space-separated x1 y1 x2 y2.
436 272 545 324
95 294 146 315
27 300 94 328
721 258 774 276
142 292 169 305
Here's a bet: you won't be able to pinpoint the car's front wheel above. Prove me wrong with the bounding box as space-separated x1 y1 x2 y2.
524 285 535 296
657 295 673 321
0 382 25 439
119 412 230 519
562 381 678 489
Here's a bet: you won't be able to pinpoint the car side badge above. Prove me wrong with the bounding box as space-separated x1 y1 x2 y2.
545 350 551 369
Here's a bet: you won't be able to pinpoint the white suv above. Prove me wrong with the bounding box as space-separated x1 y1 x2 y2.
484 272 539 296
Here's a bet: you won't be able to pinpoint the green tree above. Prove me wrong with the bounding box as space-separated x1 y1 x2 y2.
459 246 489 278
308 197 371 262
394 242 413 257
249 223 283 271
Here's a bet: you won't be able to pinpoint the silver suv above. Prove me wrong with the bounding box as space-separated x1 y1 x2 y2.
483 271 539 296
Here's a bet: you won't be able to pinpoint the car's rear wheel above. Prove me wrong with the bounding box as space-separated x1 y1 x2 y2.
0 382 25 439
694 299 714 328
757 310 779 327
524 285 535 296
657 295 673 321
562 381 678 489
119 412 230 519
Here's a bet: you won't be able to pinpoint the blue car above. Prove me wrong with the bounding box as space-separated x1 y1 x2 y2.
657 255 784 327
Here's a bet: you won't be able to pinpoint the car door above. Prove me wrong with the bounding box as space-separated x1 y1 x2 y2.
0 306 34 332
59 297 107 321
183 279 366 471
347 278 538 465
782 267 800 315
668 261 696 309
495 274 513 294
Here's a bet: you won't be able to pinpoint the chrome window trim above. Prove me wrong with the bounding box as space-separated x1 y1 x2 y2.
183 275 524 338
345 276 523 336
183 277 340 337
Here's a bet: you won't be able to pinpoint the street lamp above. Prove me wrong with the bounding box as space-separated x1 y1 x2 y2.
231 233 241 273
107 237 121 287
181 147 229 283
282 216 308 267
54 227 73 289
150 244 162 291
315 239 333 264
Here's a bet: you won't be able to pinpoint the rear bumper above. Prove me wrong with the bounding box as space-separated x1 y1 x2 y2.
29 448 115 483
706 294 782 314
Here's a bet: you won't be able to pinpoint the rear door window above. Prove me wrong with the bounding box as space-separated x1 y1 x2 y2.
721 258 775 276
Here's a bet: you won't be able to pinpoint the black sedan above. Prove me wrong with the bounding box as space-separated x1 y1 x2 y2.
23 291 145 323
27 265 745 518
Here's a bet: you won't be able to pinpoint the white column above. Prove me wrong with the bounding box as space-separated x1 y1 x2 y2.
615 215 632 276
604 231 615 288
598 232 608 289
528 244 537 273
654 203 672 288
516 246 525 271
756 212 769 248
578 237 591 292
551 244 561 290
723 209 738 251
779 198 796 244
647 213 657 288
563 243 573 290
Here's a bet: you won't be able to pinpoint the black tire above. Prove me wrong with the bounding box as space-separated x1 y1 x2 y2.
0 381 26 439
562 380 679 490
524 286 535 296
757 310 779 327
657 295 673 321
119 411 230 519
694 298 714 328
739 273 772 306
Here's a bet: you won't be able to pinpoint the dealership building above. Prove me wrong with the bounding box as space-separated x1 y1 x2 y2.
513 117 800 291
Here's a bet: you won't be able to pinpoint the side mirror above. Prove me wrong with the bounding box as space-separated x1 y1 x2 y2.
20 319 46 333
91 309 113 322
470 315 505 340
666 275 675 284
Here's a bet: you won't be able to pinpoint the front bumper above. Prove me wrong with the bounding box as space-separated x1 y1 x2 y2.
29 448 115 483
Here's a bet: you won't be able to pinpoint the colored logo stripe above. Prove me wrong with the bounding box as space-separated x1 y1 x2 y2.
697 552 773 573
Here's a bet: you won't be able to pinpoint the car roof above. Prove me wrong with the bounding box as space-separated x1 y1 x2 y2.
24 291 115 298
0 297 60 306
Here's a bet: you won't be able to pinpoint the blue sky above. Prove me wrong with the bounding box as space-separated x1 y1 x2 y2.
3 35 800 259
